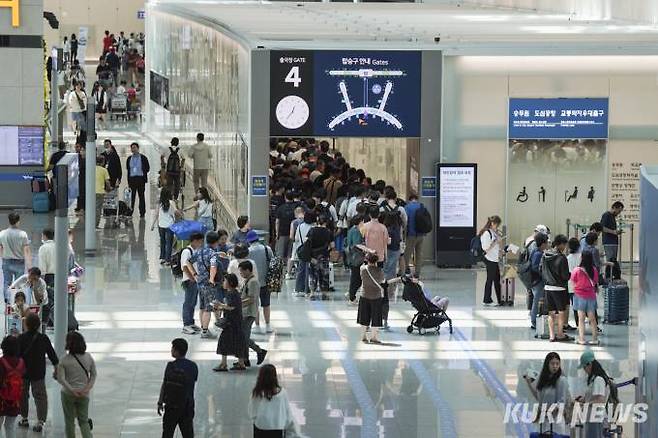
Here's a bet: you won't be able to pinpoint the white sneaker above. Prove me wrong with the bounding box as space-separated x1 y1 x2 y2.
265 324 273 333
191 324 202 332
182 326 197 335
201 330 217 339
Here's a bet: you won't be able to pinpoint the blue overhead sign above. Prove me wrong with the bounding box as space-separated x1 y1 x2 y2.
508 98 609 139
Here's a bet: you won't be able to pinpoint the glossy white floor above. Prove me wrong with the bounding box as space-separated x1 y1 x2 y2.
4 128 639 437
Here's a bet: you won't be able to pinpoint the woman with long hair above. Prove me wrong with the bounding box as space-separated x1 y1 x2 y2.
577 351 615 438
151 188 179 265
248 364 300 437
345 214 365 304
571 251 600 345
0 336 25 438
184 186 214 231
479 215 503 306
213 274 246 372
524 352 571 436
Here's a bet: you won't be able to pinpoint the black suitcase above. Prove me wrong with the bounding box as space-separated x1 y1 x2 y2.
603 280 630 324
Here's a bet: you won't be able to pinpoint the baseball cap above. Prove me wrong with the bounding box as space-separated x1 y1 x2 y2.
245 230 259 243
578 351 595 369
535 224 549 234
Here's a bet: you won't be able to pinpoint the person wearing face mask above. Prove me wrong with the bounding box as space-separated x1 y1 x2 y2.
101 139 122 188
524 352 571 437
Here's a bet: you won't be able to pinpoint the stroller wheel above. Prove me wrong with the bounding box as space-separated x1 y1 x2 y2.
406 325 413 334
418 327 426 336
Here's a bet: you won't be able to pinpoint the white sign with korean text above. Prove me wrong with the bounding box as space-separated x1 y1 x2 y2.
439 166 475 228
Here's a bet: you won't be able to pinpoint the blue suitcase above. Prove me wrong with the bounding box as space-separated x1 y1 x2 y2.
32 192 50 213
603 280 630 324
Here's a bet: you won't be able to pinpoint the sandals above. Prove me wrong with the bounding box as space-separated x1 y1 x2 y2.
588 340 600 346
212 365 228 372
369 339 382 345
230 364 247 371
361 338 369 343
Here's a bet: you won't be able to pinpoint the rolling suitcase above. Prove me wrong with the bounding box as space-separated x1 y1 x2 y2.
501 277 515 306
535 298 550 339
604 279 630 324
32 192 50 213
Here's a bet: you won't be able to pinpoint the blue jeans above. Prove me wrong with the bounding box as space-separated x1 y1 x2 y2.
530 282 545 327
295 262 309 293
181 280 198 327
384 249 401 280
3 259 25 303
159 227 174 261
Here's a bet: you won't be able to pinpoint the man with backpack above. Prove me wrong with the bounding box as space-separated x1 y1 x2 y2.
17 313 59 432
187 232 225 339
158 338 198 438
540 234 573 342
179 233 204 335
162 137 184 201
404 192 432 275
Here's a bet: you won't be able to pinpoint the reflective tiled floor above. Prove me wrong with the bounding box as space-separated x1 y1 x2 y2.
2 125 640 437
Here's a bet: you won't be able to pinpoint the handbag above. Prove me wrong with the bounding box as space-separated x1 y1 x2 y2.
72 354 94 431
346 245 365 268
296 228 313 263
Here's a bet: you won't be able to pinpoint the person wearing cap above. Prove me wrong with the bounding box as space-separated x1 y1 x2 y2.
245 230 275 334
575 351 612 437
525 224 550 254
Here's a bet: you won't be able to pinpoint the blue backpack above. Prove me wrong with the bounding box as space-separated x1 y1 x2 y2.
469 231 490 262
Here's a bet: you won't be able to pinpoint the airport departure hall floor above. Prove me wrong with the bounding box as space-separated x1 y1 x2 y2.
2 128 640 438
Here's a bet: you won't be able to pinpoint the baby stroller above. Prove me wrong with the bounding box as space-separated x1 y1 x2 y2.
402 280 453 335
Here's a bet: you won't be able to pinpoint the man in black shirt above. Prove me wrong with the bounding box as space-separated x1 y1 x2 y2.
47 141 68 172
18 313 59 432
158 338 198 438
274 191 299 261
307 217 334 301
600 201 624 263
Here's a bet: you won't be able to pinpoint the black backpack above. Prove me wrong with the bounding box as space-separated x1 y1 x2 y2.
469 230 489 262
170 246 192 278
414 204 433 234
381 202 404 228
166 148 181 175
516 242 534 289
162 364 187 408
316 203 335 229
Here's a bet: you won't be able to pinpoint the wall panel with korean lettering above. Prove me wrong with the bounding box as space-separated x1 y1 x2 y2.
507 98 609 248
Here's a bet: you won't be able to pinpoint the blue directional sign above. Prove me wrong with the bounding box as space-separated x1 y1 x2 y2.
509 98 609 139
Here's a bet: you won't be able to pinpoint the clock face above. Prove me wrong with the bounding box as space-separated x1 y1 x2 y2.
275 95 310 130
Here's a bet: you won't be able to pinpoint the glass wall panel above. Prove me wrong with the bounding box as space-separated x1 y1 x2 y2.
146 11 250 224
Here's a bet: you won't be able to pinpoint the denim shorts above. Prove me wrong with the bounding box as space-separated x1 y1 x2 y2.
573 295 597 314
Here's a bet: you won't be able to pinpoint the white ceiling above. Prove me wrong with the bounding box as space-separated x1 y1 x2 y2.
151 0 658 52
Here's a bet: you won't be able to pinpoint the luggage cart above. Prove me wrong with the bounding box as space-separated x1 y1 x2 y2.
103 189 121 228
110 93 128 120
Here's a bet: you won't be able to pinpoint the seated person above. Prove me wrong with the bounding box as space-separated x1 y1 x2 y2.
419 281 450 311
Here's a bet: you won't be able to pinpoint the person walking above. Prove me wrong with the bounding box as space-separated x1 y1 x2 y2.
246 230 275 334
189 133 211 190
17 313 58 433
249 364 301 438
238 261 268 367
151 188 179 265
293 211 315 297
404 193 427 275
345 215 365 305
126 142 150 218
213 274 246 372
37 229 56 328
0 336 25 438
56 332 96 438
157 338 198 438
181 233 204 335
101 139 122 188
69 34 78 62
162 137 184 201
67 81 87 134
307 216 333 301
95 156 111 228
572 252 600 346
1 213 31 303
541 234 573 343
63 36 70 63
479 215 503 307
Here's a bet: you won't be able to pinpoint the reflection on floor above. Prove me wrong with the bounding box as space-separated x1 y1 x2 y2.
7 126 638 437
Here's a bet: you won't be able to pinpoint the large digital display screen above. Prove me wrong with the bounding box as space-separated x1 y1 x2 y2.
509 98 609 139
270 50 421 137
0 126 44 166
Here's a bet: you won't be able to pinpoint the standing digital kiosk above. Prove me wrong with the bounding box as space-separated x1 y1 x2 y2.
435 163 477 267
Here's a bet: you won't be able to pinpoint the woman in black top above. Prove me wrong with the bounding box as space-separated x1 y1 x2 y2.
70 34 78 61
307 216 333 301
213 274 246 372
